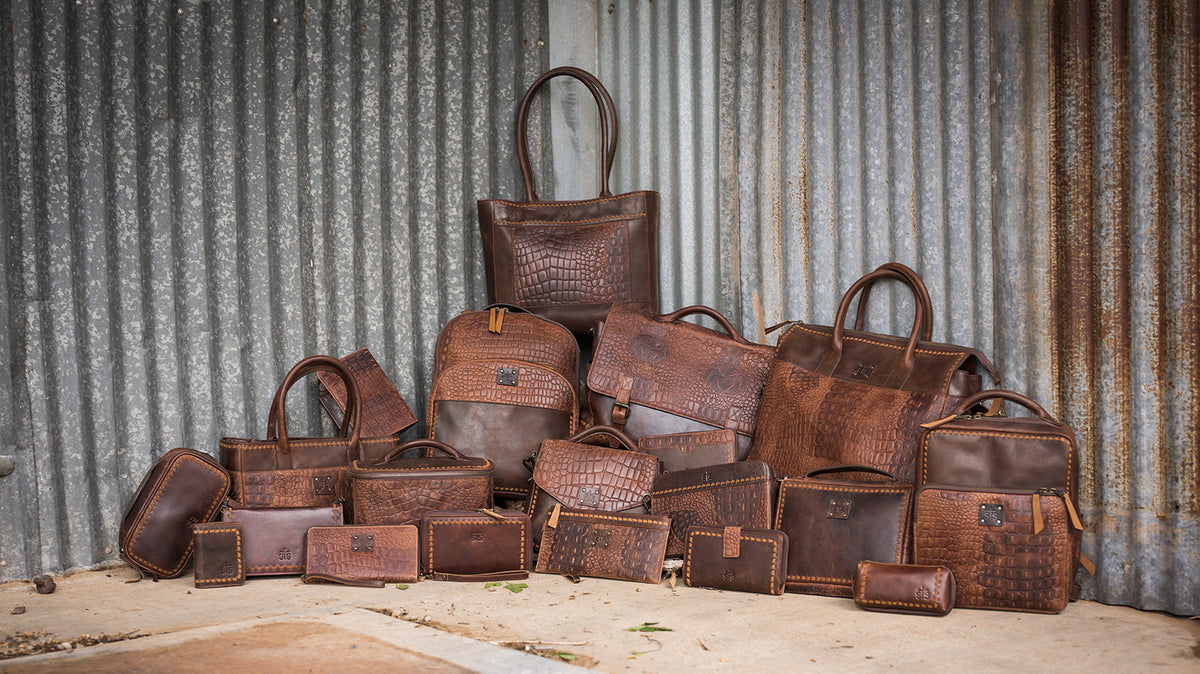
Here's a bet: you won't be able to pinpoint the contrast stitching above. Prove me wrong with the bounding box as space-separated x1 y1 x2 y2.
494 214 645 226
194 527 243 585
651 474 768 496
686 530 782 589
485 192 654 208
128 455 227 577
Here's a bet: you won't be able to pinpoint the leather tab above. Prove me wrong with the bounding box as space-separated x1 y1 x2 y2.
1080 553 1097 576
548 503 561 530
612 375 634 426
1032 493 1044 534
722 526 742 558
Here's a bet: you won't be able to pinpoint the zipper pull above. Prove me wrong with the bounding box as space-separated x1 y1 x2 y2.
921 414 959 430
1037 488 1084 531
479 508 505 521
1032 491 1045 534
547 503 561 530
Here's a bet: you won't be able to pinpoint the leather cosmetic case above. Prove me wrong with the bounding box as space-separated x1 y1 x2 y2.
852 561 955 616
682 526 787 595
419 509 532 581
347 439 493 526
221 504 344 576
303 525 419 587
649 459 777 557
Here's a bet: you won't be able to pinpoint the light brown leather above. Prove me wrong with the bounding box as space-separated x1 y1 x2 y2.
649 460 777 557
191 522 245 588
347 440 493 526
304 525 419 584
535 508 670 584
636 429 737 473
682 526 787 595
434 306 578 383
419 510 531 581
221 504 344 576
317 348 417 440
852 561 955 616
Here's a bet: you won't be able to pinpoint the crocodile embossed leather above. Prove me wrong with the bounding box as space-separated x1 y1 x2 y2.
316 348 417 442
191 522 245 588
347 439 493 526
648 460 777 557
478 67 659 334
636 429 738 473
682 526 787 595
221 504 344 576
304 525 419 585
852 561 955 616
535 507 670 584
419 510 532 581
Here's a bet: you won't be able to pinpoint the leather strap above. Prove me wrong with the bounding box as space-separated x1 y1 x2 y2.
945 389 1054 421
656 305 749 344
378 439 467 464
265 355 362 458
567 424 639 452
301 573 386 589
803 465 898 481
853 262 934 341
722 526 742 558
427 570 530 582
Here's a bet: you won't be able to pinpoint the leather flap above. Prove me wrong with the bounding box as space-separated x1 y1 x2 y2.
429 360 578 418
723 526 742 558
531 440 658 511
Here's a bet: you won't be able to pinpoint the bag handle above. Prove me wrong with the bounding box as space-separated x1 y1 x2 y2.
379 439 467 464
853 262 934 341
267 355 361 457
567 424 639 452
656 305 750 345
944 389 1055 421
515 66 619 202
803 465 898 481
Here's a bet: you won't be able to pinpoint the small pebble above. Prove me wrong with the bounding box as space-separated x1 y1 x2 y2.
12 606 25 614
33 574 56 594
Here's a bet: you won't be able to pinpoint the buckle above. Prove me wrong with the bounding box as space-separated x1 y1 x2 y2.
611 401 630 424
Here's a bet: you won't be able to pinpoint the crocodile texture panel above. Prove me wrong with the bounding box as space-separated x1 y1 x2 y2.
531 440 658 510
913 488 1078 614
350 476 492 526
682 527 787 595
586 304 774 438
420 511 531 577
222 504 343 576
649 461 776 556
429 361 577 419
509 221 632 306
434 310 578 382
748 360 957 483
231 467 346 508
636 429 737 472
305 525 419 583
535 510 670 584
317 348 417 437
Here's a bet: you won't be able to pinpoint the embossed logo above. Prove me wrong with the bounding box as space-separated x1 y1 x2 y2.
278 548 292 562
827 499 851 519
700 470 712 483
219 563 235 575
852 362 877 380
723 570 736 583
915 586 932 601
589 529 612 548
184 515 201 529
630 334 670 363
704 363 747 393
470 530 485 542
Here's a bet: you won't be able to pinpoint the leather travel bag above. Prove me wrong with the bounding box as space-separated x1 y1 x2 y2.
316 348 417 439
636 429 738 473
303 525 419 587
748 263 1000 483
526 425 658 546
428 305 578 500
221 503 344 576
478 66 659 335
419 509 532 581
648 460 777 557
347 439 493 526
852 561 955 616
535 505 670 584
587 304 775 459
682 525 787 595
191 521 246 588
119 447 231 579
774 466 914 597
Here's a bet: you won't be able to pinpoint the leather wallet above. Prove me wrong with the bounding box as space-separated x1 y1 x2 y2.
191 521 245 588
535 505 670 584
649 460 777 557
419 510 531 581
636 429 737 473
303 525 419 587
682 526 787 595
853 561 955 616
221 504 344 575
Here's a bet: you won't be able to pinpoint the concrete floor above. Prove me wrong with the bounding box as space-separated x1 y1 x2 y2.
1 564 1197 672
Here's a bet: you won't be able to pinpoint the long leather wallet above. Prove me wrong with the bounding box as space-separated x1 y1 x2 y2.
221 504 344 576
303 525 419 587
852 561 955 616
419 510 531 581
636 429 737 473
682 526 787 595
191 521 245 588
649 460 777 557
535 505 670 584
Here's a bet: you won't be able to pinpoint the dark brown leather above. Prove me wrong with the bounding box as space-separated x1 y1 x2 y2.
526 425 658 546
853 263 934 340
535 506 670 584
682 526 787 595
852 561 955 616
191 522 245 588
317 348 417 441
649 460 777 557
419 510 532 581
913 486 1080 614
303 525 419 585
636 429 737 473
347 439 493 526
587 303 774 457
221 504 344 576
118 447 231 579
775 468 913 597
478 67 659 334
220 355 363 508
748 267 1000 483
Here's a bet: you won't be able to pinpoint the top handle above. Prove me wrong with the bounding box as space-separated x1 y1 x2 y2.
853 262 934 341
657 305 750 345
379 439 466 464
945 389 1055 421
515 66 619 202
567 424 639 452
266 355 362 457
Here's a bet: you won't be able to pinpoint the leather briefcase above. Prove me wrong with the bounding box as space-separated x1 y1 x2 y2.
191 521 246 588
649 460 777 557
478 66 659 335
913 485 1082 614
526 425 658 546
748 264 1000 483
428 305 578 499
119 447 231 579
852 561 955 616
587 304 775 458
316 348 417 439
535 505 670 584
303 525 419 587
775 466 913 597
636 429 738 473
682 526 787 595
347 439 493 526
221 503 344 576
419 509 532 581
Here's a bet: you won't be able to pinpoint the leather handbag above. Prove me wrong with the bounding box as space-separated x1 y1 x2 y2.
774 466 914 597
648 460 777 557
428 305 578 499
118 447 231 579
748 264 1000 483
913 485 1083 614
220 355 367 508
852 561 955 616
636 429 738 473
303 525 419 587
681 526 787 595
419 509 532 581
221 503 344 576
347 439 493 526
526 425 658 546
587 304 775 458
191 521 246 588
316 348 417 439
535 505 670 584
478 66 659 334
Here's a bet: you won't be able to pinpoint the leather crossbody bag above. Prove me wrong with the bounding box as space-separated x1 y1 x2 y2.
681 526 787 595
649 460 777 557
535 505 670 584
303 525 419 587
347 439 493 526
419 509 532 581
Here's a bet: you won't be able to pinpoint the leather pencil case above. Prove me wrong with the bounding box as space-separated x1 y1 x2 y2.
191 521 245 588
852 561 955 616
682 526 787 595
303 525 419 587
419 509 531 581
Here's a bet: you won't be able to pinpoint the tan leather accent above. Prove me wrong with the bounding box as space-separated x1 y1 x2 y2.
722 526 742 558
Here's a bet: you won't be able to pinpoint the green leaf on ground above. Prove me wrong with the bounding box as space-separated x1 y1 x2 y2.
503 583 528 593
484 582 503 590
395 584 409 590
557 653 576 661
625 622 672 632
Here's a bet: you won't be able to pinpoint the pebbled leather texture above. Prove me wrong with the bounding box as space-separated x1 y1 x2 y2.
649 460 777 557
535 510 670 584
419 510 531 580
682 526 787 595
349 472 493 527
305 525 419 584
913 487 1079 614
317 348 417 437
222 504 343 576
636 429 738 473
191 522 245 588
852 561 955 616
433 308 578 383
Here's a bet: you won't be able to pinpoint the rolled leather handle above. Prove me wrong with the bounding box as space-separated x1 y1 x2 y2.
853 262 934 341
945 389 1054 421
567 424 639 452
656 305 749 345
804 465 898 481
379 439 466 464
267 355 361 457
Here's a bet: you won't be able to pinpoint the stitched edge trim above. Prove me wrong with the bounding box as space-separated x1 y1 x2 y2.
683 530 782 590
128 454 228 577
193 527 243 585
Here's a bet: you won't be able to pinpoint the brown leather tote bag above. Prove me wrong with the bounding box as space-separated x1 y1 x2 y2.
478 66 659 334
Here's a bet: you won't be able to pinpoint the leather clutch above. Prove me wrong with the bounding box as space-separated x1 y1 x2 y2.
419 509 531 581
221 504 344 575
316 347 417 441
303 525 419 587
649 460 777 556
191 521 245 588
636 429 737 473
852 561 955 616
682 526 787 595
535 505 670 584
